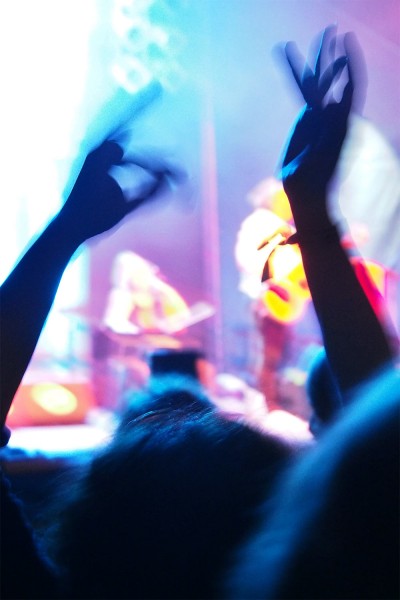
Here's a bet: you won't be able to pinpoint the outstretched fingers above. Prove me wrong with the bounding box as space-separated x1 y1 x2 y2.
285 41 308 98
314 25 337 78
343 31 367 114
285 26 342 108
284 41 321 107
318 55 348 100
314 28 326 81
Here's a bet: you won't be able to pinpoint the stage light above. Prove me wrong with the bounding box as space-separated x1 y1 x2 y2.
112 58 153 95
31 383 78 416
6 382 96 427
111 0 186 94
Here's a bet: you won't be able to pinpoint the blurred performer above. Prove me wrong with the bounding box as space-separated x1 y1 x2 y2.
236 176 394 412
94 251 191 411
103 251 190 335
235 177 303 410
235 178 294 298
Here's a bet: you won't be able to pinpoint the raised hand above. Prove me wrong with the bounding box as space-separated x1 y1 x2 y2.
59 140 185 243
274 27 395 399
0 135 185 424
279 27 365 229
284 26 349 108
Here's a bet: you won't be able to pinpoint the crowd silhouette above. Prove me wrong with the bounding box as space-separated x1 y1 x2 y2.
1 25 398 600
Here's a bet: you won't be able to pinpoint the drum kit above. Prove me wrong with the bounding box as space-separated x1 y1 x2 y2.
61 301 215 410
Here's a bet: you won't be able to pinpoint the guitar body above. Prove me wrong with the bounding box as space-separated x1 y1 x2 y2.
260 244 310 324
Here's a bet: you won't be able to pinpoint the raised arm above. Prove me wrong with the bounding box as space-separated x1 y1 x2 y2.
279 27 396 397
0 140 181 426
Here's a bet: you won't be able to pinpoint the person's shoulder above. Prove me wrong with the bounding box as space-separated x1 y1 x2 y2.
1 426 11 447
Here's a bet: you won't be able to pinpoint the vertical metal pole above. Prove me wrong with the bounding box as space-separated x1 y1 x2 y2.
200 103 224 371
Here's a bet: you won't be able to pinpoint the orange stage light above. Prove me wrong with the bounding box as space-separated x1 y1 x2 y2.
6 382 96 428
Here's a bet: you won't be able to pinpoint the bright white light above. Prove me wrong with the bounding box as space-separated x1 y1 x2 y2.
111 0 184 94
0 0 186 364
112 58 153 94
0 0 97 271
0 0 97 359
7 424 112 455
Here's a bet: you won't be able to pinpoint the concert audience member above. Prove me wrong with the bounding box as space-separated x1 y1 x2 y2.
0 131 183 599
45 351 296 599
50 382 293 600
224 25 399 599
0 120 294 600
0 141 181 427
115 349 214 427
226 367 399 599
277 27 395 396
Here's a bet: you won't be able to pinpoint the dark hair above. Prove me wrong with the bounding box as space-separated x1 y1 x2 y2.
117 373 213 433
51 399 292 599
226 367 400 600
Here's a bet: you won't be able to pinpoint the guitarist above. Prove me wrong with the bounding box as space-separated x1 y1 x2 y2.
103 250 190 335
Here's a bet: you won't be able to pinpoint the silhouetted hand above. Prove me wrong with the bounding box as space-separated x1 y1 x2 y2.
59 140 185 243
279 27 365 230
0 139 185 424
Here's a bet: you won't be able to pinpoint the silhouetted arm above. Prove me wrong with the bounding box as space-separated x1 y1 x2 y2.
0 140 181 426
280 27 396 397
